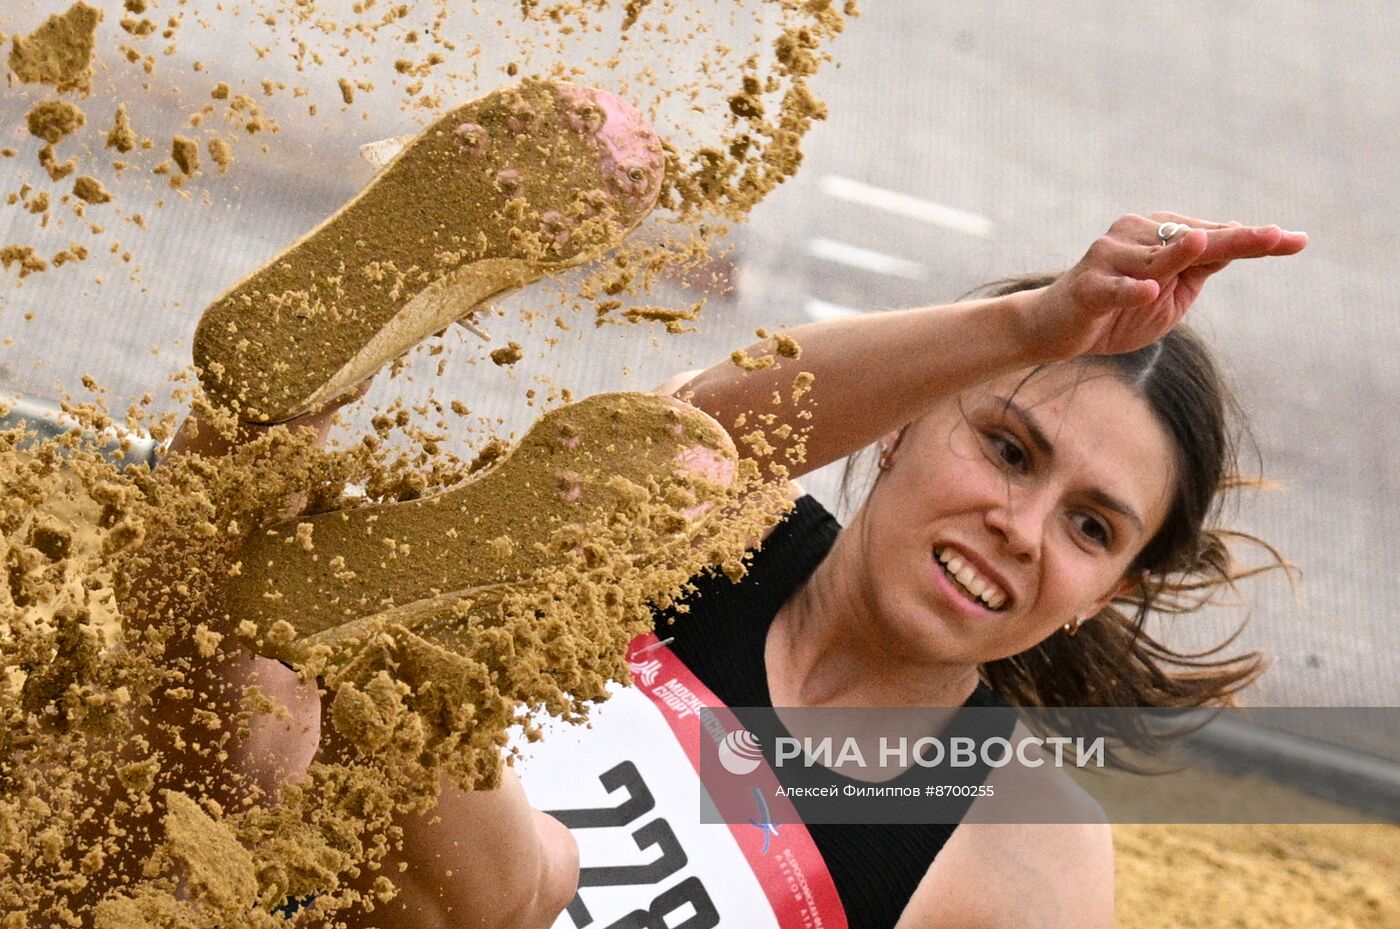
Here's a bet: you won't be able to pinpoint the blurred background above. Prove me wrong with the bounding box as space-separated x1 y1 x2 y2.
2 0 1396 712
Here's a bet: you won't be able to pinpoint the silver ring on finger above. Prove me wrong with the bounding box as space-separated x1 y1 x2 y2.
1157 221 1187 246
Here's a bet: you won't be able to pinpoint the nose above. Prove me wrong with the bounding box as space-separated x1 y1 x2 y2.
984 487 1047 563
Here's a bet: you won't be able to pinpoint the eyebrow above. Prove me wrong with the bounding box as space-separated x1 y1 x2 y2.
990 395 1146 535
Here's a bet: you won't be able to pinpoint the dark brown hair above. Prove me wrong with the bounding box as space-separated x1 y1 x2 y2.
849 273 1291 710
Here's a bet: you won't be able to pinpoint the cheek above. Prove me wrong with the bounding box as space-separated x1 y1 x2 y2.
887 430 988 506
861 485 922 567
1038 549 1125 619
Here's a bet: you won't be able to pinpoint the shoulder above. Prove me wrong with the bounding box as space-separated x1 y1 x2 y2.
898 820 1113 929
894 723 1114 929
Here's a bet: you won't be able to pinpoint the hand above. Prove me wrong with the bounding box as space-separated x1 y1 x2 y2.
1021 212 1308 362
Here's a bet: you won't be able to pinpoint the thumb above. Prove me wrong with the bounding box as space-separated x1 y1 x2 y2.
1121 276 1160 306
1086 272 1157 310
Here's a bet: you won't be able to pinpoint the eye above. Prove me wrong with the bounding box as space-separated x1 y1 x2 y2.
985 431 1028 472
1070 512 1112 548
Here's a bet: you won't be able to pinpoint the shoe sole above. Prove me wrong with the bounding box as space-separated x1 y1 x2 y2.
227 392 739 667
193 79 664 423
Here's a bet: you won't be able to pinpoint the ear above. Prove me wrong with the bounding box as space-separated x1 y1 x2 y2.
1084 573 1142 621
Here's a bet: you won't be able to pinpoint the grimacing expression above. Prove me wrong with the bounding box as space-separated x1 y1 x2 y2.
856 363 1176 665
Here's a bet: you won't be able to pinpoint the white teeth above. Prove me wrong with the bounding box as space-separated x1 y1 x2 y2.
936 547 1007 611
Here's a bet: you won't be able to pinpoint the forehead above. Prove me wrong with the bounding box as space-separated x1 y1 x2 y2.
928 364 1177 535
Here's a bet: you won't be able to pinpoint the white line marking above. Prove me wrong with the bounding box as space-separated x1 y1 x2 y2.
804 237 926 280
803 297 863 322
819 175 995 239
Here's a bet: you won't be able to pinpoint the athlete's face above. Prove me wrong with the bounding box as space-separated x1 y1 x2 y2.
853 364 1175 664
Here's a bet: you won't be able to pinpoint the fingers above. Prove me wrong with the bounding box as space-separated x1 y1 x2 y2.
1145 210 1306 253
1074 267 1159 311
1115 212 1308 252
1146 210 1236 231
1267 228 1309 254
1091 230 1206 283
1103 214 1308 278
1193 224 1309 263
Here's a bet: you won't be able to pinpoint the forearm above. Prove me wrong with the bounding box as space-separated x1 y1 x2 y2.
678 289 1045 478
315 691 577 929
336 767 577 929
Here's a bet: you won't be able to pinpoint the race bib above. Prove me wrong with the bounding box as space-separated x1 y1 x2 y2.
513 633 848 929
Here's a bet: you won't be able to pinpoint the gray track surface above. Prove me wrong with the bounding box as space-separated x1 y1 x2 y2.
1 1 1396 710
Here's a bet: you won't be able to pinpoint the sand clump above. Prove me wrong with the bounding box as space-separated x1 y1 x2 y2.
73 175 113 205
490 341 526 366
26 99 86 145
106 104 137 153
38 143 78 182
171 135 201 176
1 244 48 277
208 138 234 173
7 2 103 94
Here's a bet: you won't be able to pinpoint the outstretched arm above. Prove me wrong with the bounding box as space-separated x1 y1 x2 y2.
673 212 1306 479
332 765 579 929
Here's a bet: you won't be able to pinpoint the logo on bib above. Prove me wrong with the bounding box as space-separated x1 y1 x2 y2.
627 657 663 686
718 729 764 775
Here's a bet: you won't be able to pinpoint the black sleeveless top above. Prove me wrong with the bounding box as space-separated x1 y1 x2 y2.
655 495 1009 929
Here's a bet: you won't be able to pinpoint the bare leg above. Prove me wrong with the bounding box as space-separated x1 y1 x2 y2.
60 389 370 923
155 383 372 796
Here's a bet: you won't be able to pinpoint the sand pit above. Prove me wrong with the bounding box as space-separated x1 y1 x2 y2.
1116 823 1400 929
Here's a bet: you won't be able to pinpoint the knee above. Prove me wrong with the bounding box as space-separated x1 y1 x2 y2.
525 810 579 926
235 658 321 794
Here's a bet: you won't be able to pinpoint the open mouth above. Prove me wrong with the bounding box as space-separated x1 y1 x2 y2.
933 547 1009 612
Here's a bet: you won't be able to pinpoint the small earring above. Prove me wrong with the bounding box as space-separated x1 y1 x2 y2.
1062 618 1082 637
878 447 895 471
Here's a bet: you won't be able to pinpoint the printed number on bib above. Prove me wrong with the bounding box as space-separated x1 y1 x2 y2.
546 760 718 929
